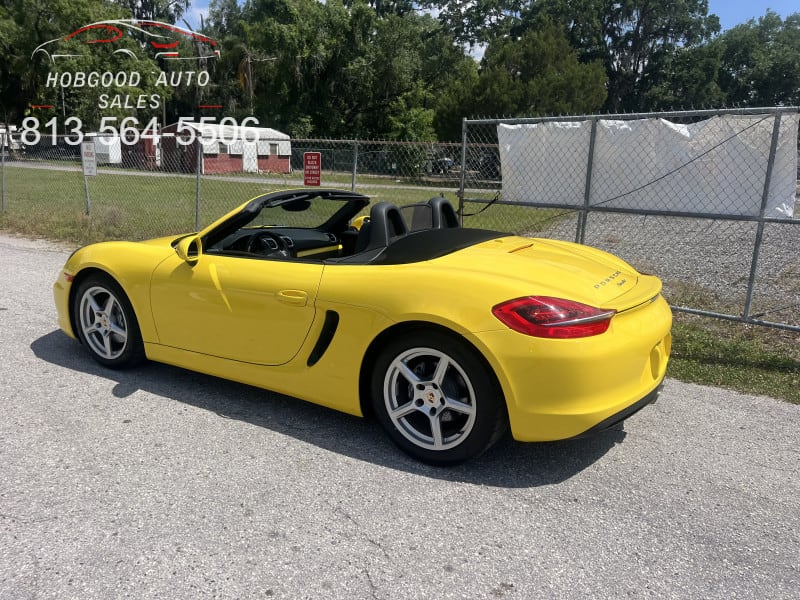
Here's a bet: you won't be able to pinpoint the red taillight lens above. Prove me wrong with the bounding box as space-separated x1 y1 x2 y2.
492 296 616 339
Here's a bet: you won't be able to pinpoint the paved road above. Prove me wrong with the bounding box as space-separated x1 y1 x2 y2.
1 233 798 599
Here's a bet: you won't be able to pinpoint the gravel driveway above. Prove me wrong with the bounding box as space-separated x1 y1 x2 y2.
1 233 799 599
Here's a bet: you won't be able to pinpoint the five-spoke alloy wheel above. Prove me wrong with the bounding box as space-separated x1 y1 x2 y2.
372 330 507 465
72 275 145 368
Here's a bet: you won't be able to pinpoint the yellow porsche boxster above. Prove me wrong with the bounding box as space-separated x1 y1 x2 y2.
54 188 671 464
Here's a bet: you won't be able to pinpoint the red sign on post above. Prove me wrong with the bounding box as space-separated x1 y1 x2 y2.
303 152 321 186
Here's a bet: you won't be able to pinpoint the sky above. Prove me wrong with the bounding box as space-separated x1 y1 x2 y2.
183 2 210 30
707 0 796 30
184 1 798 32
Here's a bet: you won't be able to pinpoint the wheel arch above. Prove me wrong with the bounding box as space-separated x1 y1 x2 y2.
68 266 147 368
358 321 505 419
67 267 132 341
67 267 103 338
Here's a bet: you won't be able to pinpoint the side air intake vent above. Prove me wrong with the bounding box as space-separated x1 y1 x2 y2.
307 311 340 367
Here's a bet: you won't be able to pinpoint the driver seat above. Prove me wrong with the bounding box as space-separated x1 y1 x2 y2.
354 202 408 253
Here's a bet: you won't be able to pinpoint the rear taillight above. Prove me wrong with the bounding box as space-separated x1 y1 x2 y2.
492 296 615 339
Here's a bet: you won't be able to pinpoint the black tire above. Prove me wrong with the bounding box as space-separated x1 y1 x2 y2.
72 274 146 369
371 330 508 465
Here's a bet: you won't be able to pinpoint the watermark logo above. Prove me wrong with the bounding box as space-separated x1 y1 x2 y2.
31 19 220 64
24 19 259 145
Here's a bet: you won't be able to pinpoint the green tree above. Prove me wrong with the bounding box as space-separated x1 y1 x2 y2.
716 10 800 107
420 0 524 45
0 0 201 129
343 0 415 18
527 0 721 111
642 42 725 110
471 22 607 117
431 52 480 141
112 0 190 23
239 0 379 136
203 0 472 140
0 0 133 124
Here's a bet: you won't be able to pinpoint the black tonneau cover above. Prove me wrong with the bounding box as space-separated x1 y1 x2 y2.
331 228 506 265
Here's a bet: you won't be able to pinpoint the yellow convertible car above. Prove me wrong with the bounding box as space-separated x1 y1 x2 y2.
54 188 671 464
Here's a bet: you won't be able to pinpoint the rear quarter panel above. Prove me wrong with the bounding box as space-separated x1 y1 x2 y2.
317 247 670 435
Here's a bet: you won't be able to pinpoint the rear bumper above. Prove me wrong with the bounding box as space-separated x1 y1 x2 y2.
471 294 672 442
570 383 662 439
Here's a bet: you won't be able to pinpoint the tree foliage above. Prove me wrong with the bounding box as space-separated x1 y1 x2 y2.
2 0 124 124
205 0 475 139
0 0 186 127
112 0 190 23
0 0 797 140
716 11 800 107
419 0 524 45
642 42 726 110
528 0 721 111
474 22 607 117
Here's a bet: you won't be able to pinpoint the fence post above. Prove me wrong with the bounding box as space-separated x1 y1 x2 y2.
743 110 783 321
1 131 5 213
577 117 598 244
195 136 202 231
351 140 358 192
457 118 468 225
80 138 94 215
83 174 91 215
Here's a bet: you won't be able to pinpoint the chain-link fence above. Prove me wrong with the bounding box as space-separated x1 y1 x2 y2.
0 133 464 237
459 108 800 332
1 108 798 331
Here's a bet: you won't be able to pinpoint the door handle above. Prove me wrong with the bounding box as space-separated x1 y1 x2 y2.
277 289 308 306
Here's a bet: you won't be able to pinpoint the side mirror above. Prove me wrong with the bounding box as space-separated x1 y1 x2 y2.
175 235 201 264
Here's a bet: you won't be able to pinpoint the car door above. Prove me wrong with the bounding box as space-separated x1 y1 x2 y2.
150 251 323 365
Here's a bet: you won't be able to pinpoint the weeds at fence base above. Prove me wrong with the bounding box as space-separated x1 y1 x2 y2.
663 279 739 314
670 314 800 404
0 207 133 245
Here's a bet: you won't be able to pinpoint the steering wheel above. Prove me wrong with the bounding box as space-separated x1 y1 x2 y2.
246 231 293 258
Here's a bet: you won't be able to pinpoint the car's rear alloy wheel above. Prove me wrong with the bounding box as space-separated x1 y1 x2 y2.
73 275 145 368
372 331 507 465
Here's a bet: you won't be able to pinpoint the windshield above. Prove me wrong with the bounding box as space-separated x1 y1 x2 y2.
248 199 356 229
202 189 370 252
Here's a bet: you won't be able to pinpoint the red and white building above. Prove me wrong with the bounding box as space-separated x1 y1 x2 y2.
160 122 292 174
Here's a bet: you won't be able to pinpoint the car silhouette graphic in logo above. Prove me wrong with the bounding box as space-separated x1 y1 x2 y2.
32 19 220 63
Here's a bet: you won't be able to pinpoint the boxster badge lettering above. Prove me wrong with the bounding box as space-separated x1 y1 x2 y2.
594 270 623 289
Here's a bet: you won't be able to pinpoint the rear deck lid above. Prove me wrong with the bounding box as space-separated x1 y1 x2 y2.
438 235 655 308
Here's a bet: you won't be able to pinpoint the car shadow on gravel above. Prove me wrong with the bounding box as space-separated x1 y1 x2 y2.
32 330 627 488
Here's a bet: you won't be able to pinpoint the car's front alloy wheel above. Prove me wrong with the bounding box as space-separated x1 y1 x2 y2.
372 331 507 465
73 275 145 368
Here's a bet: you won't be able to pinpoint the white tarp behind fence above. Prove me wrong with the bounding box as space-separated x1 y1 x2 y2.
498 113 798 218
